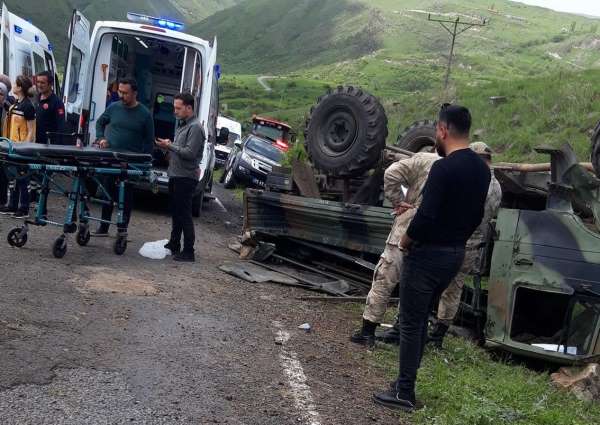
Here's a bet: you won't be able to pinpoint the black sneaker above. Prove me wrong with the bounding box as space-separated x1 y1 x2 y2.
164 241 181 255
13 210 29 219
373 390 417 412
0 205 16 215
173 251 195 262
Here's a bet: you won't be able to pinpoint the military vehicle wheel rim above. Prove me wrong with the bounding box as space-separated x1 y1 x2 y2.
322 108 358 156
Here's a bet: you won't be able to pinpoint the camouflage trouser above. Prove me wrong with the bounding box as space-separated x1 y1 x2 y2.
437 248 478 324
363 244 404 324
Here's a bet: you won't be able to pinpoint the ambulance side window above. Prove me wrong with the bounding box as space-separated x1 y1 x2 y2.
67 47 83 103
17 49 32 77
33 52 46 74
2 35 8 75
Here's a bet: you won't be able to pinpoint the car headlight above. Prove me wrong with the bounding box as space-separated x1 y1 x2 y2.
241 151 253 163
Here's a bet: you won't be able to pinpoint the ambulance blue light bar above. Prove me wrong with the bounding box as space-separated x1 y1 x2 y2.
127 12 184 31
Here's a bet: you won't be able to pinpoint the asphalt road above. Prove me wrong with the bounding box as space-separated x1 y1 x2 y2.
0 182 401 424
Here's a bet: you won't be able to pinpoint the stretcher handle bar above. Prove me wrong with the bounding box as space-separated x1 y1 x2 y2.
24 163 149 177
0 137 44 161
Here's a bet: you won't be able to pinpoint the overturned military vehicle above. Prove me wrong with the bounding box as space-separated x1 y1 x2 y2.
243 86 600 364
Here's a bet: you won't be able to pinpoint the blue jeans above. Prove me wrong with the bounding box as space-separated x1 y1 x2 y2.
395 242 465 401
9 173 30 213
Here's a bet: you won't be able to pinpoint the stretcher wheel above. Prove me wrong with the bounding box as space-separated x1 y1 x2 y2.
52 236 67 259
7 228 27 248
114 236 127 256
76 227 91 246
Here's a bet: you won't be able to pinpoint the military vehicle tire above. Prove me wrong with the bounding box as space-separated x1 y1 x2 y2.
304 86 387 177
591 119 600 177
395 120 436 153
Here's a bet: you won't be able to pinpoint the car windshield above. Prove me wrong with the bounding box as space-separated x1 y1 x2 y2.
246 137 284 162
253 124 286 142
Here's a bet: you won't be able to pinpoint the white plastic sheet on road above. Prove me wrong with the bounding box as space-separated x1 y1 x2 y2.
139 239 171 260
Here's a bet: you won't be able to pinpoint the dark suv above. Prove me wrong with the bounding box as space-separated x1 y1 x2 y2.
222 135 285 189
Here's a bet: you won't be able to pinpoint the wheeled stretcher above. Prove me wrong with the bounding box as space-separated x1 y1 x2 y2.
0 139 153 258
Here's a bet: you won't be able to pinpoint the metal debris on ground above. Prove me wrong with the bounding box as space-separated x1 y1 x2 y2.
219 262 299 285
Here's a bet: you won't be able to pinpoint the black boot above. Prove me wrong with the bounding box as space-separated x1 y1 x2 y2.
373 389 417 412
350 319 378 347
375 316 401 344
164 241 181 255
427 322 449 349
174 250 195 262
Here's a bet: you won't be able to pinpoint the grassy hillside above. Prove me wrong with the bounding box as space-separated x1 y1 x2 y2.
191 0 381 74
195 0 600 78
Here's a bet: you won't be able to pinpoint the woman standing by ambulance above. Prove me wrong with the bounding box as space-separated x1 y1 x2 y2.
2 75 36 217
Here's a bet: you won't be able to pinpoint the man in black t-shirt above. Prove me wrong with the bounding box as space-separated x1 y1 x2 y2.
373 105 491 412
35 71 65 145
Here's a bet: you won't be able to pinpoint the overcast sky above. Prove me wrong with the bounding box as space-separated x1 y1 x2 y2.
510 1 600 17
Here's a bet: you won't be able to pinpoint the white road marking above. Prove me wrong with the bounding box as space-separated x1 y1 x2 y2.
272 321 322 425
215 197 228 213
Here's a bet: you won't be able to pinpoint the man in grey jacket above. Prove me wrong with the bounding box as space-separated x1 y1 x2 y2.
155 93 205 262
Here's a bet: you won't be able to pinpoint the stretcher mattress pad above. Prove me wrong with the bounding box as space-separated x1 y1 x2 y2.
0 141 152 165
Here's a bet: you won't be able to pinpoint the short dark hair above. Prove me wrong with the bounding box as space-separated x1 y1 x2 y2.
118 77 138 92
438 104 471 137
16 75 33 94
36 70 54 85
174 92 195 110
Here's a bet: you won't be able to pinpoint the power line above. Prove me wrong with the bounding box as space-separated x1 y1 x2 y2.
427 14 489 91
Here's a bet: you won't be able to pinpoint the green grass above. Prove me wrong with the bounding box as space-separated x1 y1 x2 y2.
346 305 600 425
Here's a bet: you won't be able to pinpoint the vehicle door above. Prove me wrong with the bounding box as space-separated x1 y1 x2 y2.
0 4 11 77
198 38 218 183
62 9 91 135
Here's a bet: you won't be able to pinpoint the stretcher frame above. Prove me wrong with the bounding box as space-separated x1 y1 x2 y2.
0 139 153 258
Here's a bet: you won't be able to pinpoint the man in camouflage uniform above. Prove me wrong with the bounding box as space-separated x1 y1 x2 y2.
351 151 441 347
427 141 503 347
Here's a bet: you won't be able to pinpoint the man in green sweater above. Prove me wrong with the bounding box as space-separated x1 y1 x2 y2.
94 78 154 235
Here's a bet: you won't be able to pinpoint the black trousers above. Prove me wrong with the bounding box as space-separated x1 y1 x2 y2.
168 177 197 253
395 242 464 401
0 165 8 205
100 177 133 232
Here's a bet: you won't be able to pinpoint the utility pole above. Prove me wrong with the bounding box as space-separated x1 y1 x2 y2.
428 14 488 91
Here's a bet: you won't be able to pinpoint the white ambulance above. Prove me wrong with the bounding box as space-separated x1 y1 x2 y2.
64 11 219 216
0 4 60 89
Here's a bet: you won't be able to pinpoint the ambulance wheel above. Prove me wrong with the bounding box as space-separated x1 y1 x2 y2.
76 227 91 246
52 236 67 259
7 227 27 248
114 236 127 255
